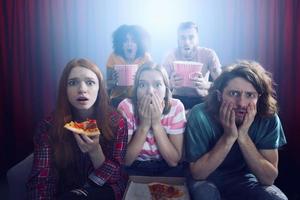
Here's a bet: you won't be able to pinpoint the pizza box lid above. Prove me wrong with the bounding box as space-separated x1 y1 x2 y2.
123 176 190 200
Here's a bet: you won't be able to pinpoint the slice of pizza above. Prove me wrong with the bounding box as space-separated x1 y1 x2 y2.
148 182 184 200
64 119 100 136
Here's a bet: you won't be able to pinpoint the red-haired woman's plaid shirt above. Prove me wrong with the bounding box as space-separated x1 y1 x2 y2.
27 111 128 200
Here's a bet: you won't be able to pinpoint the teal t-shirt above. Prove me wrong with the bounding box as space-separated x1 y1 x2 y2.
185 103 287 183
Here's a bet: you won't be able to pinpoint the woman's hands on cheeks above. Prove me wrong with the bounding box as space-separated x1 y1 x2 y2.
150 93 164 126
138 93 164 129
138 94 152 130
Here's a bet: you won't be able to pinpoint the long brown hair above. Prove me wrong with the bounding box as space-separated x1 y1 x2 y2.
51 58 113 169
206 60 278 117
131 62 172 117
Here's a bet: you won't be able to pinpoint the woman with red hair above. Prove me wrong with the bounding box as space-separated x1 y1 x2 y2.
27 58 128 200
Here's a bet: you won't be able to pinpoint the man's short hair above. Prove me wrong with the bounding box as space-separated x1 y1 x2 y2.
177 21 198 33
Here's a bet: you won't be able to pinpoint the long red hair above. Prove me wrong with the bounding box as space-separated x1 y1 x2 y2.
50 58 113 169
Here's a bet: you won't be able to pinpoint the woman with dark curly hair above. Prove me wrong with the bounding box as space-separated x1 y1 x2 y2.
106 24 152 107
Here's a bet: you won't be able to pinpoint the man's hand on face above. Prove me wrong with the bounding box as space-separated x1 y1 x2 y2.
170 71 183 88
220 101 256 142
219 101 239 140
238 102 257 139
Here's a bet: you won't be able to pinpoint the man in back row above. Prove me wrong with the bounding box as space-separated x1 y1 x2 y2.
185 61 287 200
163 21 222 109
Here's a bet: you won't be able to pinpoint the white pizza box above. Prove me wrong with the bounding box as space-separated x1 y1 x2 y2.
123 176 190 200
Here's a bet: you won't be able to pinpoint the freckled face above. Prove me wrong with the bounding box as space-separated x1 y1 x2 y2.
67 67 99 110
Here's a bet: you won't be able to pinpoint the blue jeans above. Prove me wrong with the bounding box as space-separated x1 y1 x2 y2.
187 179 221 200
187 177 288 200
124 160 187 177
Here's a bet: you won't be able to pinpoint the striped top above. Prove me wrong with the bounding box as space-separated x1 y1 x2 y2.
118 98 186 161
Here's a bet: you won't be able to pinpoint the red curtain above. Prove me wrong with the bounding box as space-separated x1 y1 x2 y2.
0 0 110 170
0 0 64 170
280 0 300 160
1 0 299 188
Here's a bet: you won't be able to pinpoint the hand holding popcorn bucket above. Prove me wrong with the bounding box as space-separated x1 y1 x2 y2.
114 64 138 86
173 61 203 87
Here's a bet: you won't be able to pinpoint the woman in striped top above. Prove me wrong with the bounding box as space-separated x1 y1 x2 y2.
118 62 187 176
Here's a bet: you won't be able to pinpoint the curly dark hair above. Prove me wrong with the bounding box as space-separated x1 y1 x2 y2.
112 24 150 59
206 60 278 117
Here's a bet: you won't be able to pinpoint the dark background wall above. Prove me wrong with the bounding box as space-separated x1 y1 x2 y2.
1 0 299 198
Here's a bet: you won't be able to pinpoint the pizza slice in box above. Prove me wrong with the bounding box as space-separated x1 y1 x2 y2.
64 119 100 136
148 182 184 200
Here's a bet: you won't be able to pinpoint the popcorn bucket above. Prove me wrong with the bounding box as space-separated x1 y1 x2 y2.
173 61 203 87
114 64 138 86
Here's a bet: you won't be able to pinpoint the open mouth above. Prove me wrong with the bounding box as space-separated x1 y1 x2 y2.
77 96 88 102
235 109 246 117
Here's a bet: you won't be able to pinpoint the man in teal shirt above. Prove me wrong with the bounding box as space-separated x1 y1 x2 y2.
185 61 287 200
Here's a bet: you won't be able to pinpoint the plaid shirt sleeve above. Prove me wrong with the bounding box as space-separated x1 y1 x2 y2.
27 117 58 199
89 111 128 185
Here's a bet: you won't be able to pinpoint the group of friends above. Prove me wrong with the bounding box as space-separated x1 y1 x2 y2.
26 21 288 200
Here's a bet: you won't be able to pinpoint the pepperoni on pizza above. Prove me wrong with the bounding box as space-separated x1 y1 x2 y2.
148 182 184 200
64 119 100 136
